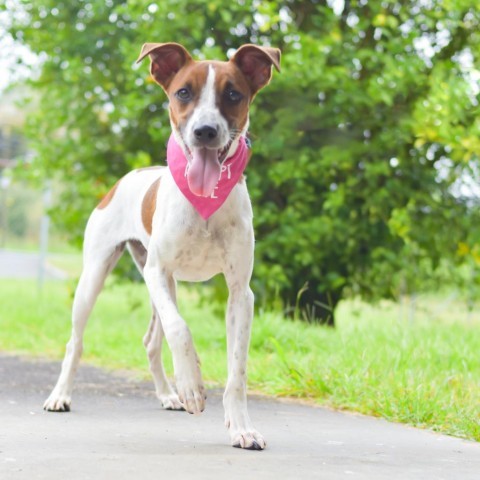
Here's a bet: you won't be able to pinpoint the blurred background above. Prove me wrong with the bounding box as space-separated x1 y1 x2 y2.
0 0 479 324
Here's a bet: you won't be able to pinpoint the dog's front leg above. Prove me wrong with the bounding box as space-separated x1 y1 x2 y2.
143 255 205 415
223 273 266 450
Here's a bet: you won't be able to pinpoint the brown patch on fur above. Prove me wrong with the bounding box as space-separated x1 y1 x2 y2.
213 61 251 132
168 62 209 130
97 180 121 210
231 45 281 96
136 43 193 91
142 177 161 235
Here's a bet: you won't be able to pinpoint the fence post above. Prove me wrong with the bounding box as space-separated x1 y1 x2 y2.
38 181 52 289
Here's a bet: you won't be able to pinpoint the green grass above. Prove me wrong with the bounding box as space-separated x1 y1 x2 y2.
47 252 83 277
0 279 478 442
3 235 81 255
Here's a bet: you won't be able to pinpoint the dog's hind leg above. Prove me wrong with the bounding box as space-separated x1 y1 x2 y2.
144 259 206 415
127 240 183 410
44 229 125 412
143 305 184 410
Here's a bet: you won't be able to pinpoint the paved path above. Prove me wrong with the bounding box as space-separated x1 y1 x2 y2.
0 354 479 480
0 249 67 280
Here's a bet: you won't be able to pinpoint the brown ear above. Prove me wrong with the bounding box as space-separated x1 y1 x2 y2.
136 42 193 90
231 44 281 95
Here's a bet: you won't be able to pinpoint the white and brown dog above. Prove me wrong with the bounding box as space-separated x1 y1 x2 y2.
43 43 280 450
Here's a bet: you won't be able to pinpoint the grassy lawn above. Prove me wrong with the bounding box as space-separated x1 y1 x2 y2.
0 279 478 442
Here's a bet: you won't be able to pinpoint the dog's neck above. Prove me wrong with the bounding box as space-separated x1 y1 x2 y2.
166 133 250 220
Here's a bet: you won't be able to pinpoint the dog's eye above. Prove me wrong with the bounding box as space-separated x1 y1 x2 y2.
175 88 192 102
226 89 243 103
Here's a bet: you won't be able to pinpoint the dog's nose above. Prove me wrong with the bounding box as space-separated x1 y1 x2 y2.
194 125 218 143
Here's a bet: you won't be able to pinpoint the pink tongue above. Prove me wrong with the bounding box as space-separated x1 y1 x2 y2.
187 147 221 197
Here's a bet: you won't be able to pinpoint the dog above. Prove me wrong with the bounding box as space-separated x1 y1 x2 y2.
43 42 280 450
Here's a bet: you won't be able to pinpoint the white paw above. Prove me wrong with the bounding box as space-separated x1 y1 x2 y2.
174 354 206 414
175 379 206 415
43 392 72 412
158 392 184 411
225 409 266 450
230 429 266 450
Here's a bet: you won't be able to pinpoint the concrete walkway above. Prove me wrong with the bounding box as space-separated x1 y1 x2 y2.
0 249 67 280
0 354 479 480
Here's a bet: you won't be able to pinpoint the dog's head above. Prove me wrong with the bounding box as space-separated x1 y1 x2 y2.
137 43 280 196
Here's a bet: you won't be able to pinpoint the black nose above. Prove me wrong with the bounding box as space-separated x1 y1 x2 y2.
194 125 218 143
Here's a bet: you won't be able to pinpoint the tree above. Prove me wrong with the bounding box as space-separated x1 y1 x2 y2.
4 0 480 324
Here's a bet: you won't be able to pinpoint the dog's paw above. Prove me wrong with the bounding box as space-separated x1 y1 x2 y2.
176 380 206 415
231 430 266 450
158 392 184 411
43 392 72 412
225 409 266 450
174 357 206 414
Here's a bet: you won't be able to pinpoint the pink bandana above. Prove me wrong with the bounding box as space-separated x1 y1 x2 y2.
167 134 249 220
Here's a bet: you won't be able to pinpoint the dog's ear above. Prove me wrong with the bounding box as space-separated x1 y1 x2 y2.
231 44 281 96
136 42 193 90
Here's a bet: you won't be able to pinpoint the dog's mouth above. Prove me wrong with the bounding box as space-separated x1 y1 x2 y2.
183 139 233 197
184 140 233 163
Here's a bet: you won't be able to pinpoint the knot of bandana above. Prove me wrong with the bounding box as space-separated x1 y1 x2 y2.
167 134 249 220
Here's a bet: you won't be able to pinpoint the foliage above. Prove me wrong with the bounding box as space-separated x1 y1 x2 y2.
0 179 41 241
6 184 29 236
0 279 479 441
4 0 480 322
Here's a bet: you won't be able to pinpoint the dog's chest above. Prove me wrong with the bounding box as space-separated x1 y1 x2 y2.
148 172 254 282
166 219 236 281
